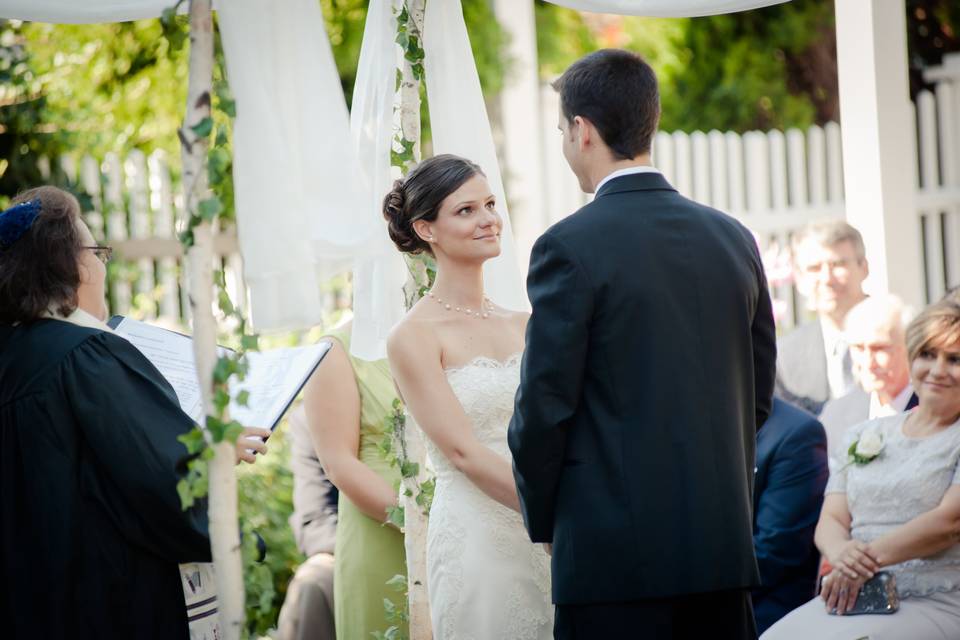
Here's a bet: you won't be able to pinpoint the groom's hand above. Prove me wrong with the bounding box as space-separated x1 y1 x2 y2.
542 543 552 556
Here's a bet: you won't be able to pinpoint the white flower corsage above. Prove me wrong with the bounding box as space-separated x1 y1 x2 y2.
847 428 885 466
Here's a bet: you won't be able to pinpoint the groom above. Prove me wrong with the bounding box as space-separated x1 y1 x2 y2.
508 49 777 639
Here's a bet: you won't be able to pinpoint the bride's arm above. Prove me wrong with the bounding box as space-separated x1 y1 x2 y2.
304 340 400 524
387 323 521 512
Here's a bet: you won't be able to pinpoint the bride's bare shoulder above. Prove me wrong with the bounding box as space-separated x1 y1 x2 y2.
387 303 442 364
504 308 530 332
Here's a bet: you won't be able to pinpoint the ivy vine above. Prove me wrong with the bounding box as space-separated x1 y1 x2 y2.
162 7 272 634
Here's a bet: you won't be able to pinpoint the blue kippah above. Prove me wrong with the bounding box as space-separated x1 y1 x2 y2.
0 199 42 250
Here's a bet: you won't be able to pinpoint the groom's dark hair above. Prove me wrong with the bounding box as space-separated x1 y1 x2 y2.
552 49 660 160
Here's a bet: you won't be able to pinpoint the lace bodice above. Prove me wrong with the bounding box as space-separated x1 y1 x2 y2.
826 413 960 597
425 352 522 477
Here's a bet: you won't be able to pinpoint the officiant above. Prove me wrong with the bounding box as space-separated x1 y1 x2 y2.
0 186 268 639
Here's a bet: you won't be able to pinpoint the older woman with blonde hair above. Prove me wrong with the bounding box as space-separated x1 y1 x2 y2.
763 294 960 639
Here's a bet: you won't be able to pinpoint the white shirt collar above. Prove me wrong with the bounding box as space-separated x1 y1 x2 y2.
42 307 113 333
595 165 661 195
869 383 914 419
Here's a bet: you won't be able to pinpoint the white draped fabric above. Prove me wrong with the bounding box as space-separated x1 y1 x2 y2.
422 0 528 314
544 0 787 17
0 0 789 23
0 0 173 23
217 0 376 332
0 0 789 357
346 0 408 360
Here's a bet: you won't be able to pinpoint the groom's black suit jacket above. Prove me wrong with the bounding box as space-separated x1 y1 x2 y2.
508 171 777 605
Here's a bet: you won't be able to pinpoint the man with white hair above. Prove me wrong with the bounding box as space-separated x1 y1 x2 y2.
818 294 916 449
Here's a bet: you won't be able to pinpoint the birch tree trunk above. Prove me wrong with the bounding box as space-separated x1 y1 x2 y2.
181 2 245 638
396 2 433 637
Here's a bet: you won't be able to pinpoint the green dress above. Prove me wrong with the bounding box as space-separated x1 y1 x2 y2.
329 329 408 640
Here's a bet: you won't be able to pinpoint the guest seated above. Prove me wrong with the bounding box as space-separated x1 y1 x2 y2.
819 294 916 449
752 398 829 634
276 406 338 640
0 187 268 639
776 221 868 414
763 295 960 639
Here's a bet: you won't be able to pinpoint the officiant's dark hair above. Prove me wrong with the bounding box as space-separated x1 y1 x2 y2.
553 49 660 160
383 154 484 255
0 186 82 324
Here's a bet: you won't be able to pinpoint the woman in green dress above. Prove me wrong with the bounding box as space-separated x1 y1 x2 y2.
303 322 407 639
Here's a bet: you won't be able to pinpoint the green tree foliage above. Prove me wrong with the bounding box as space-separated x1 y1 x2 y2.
237 428 303 637
535 0 960 133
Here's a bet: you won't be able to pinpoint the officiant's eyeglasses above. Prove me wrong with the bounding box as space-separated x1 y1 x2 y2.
82 245 113 264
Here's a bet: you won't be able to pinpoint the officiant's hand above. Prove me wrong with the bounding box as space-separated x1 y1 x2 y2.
235 427 271 464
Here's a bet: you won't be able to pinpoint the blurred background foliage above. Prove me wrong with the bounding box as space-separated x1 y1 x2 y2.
3 1 959 196
2 0 959 632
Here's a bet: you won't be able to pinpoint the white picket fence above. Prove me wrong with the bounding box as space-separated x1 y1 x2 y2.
45 78 960 330
45 150 246 326
540 80 960 329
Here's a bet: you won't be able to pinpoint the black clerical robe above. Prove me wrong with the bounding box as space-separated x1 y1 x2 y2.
0 318 211 639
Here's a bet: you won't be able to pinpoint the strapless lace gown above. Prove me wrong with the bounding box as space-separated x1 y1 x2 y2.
424 353 553 640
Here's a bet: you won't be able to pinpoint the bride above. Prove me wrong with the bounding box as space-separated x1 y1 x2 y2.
384 154 552 639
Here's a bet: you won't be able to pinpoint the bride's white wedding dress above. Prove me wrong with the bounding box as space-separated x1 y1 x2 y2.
424 352 553 640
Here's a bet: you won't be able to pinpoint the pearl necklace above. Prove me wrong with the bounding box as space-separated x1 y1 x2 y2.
426 290 493 319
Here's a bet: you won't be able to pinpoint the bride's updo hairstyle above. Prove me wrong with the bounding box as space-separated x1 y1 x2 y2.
383 154 484 255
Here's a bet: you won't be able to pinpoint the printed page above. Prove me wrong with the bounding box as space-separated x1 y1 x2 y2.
113 317 205 422
230 342 331 428
112 317 331 428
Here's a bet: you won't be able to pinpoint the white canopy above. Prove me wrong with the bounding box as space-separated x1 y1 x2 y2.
0 0 788 23
0 0 790 358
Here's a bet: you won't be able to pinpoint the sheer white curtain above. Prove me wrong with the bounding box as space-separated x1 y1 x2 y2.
0 0 172 23
0 0 791 355
347 0 408 360
0 0 788 23
218 0 375 332
346 0 530 359
543 0 787 17
422 0 528 314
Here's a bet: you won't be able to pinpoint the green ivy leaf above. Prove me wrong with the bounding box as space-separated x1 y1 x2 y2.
385 574 407 593
177 426 206 454
206 414 226 441
215 83 237 118
214 387 230 414
207 147 231 186
197 197 223 221
213 357 233 384
236 389 250 407
178 227 195 247
385 505 404 529
218 289 235 316
400 460 419 478
177 477 195 509
190 116 214 138
241 334 259 352
223 420 244 444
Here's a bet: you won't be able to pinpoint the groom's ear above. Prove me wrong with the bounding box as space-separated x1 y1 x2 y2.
573 115 592 150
